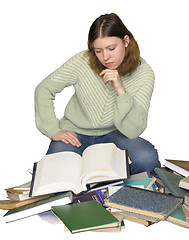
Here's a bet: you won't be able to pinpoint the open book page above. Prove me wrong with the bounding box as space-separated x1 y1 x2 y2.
80 143 127 189
113 146 127 176
32 152 83 196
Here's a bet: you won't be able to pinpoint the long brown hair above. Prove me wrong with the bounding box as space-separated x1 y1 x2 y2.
87 13 140 76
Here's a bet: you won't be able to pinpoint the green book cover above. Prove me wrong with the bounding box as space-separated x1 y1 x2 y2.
169 207 186 221
154 167 189 198
167 207 189 228
51 200 119 233
123 178 155 189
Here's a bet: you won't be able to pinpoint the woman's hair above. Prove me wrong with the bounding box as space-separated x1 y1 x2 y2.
87 13 140 75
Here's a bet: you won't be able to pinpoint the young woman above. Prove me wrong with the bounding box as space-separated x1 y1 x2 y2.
35 13 160 174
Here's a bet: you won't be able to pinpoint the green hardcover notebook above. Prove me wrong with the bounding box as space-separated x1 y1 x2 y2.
51 200 119 233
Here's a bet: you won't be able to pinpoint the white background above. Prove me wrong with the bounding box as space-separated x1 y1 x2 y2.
0 0 188 238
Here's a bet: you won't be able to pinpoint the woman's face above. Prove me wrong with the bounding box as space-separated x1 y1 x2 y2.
93 36 129 70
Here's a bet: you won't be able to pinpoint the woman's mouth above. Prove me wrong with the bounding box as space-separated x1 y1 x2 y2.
105 62 114 66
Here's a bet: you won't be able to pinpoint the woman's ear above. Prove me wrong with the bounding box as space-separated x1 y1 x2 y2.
124 35 130 48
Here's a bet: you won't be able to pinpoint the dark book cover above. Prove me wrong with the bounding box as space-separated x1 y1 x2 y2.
73 190 104 205
29 162 37 197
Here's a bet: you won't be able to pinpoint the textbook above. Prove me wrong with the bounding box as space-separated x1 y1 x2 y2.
105 185 183 220
0 195 50 210
182 204 189 222
154 167 189 205
63 211 125 233
123 177 156 190
30 143 129 196
166 207 189 228
179 176 189 190
129 171 158 191
5 182 31 201
4 192 73 223
164 159 189 177
72 190 104 206
121 211 159 226
51 200 119 233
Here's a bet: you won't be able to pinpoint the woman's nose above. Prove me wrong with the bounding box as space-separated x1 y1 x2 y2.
103 50 110 61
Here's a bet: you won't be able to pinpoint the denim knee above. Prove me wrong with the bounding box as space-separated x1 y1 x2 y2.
46 140 84 155
130 147 160 174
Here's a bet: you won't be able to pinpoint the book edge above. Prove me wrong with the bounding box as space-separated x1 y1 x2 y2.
125 150 130 179
154 168 181 197
29 162 38 197
165 160 189 177
104 200 164 220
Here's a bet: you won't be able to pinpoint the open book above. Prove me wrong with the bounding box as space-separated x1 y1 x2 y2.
30 143 129 196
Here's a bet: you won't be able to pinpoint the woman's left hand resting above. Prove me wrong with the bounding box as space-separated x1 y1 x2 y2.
99 69 126 96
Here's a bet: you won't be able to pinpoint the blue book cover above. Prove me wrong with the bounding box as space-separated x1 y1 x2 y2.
105 185 183 220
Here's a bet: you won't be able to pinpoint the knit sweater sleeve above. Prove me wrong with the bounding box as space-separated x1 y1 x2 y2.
113 62 155 139
35 55 78 138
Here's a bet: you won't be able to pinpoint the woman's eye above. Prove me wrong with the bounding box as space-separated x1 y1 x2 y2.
109 47 115 51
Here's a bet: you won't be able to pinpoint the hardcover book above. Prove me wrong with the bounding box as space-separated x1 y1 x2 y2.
5 182 31 201
30 143 129 196
179 176 189 190
0 195 50 210
4 191 73 223
51 200 120 233
154 167 189 204
72 190 104 206
164 159 189 177
123 177 156 190
105 185 183 220
167 207 189 228
182 204 189 222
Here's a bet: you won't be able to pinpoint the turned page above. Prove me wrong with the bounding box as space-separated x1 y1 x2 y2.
80 143 127 188
31 152 83 196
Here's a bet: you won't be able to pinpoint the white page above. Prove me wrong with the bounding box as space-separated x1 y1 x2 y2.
32 152 82 196
81 143 115 176
112 147 127 177
80 143 126 187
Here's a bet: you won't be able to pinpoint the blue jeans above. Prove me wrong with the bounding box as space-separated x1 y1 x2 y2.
46 130 160 175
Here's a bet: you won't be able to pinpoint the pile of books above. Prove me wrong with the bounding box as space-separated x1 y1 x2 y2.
0 143 189 233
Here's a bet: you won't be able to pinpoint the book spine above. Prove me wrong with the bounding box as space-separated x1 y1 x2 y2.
125 150 130 178
29 162 38 197
96 190 105 204
154 168 179 197
147 172 158 191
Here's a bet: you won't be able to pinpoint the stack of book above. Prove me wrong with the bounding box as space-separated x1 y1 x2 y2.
1 143 129 233
1 143 189 233
154 159 189 227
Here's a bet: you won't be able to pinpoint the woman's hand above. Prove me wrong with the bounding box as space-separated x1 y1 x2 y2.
99 69 126 96
52 130 81 147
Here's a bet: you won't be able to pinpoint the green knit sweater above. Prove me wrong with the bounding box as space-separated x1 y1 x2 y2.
35 51 154 139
